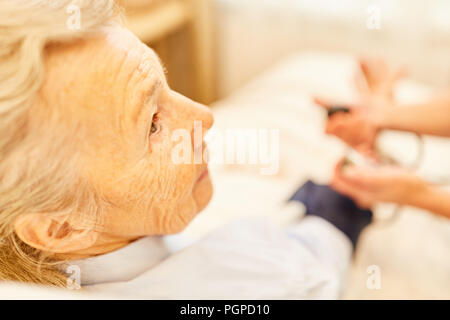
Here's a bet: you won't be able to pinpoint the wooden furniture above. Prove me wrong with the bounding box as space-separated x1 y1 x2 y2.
117 0 216 104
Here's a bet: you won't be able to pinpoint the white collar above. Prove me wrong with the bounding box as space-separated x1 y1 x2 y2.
74 236 171 286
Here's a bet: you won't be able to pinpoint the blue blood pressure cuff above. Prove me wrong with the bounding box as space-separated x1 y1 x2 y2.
289 180 373 250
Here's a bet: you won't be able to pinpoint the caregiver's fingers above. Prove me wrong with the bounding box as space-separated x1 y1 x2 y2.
333 159 346 175
359 56 386 83
324 113 363 138
353 71 370 97
324 113 348 133
330 173 373 209
354 144 380 162
332 160 371 195
334 162 382 190
358 57 377 91
313 97 333 110
313 97 356 111
358 57 407 95
359 57 377 78
325 115 375 151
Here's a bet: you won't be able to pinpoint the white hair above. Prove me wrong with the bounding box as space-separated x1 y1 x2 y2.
0 0 119 286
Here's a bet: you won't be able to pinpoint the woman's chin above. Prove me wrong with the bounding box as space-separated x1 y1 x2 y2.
193 173 213 213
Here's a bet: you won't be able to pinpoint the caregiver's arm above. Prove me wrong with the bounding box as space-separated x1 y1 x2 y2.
411 185 450 220
316 92 450 154
316 56 450 152
374 93 450 137
358 57 450 137
332 161 450 220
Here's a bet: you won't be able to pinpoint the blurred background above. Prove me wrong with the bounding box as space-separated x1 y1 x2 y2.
117 0 450 104
116 0 450 300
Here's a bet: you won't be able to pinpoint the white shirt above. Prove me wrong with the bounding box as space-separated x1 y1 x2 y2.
76 216 352 299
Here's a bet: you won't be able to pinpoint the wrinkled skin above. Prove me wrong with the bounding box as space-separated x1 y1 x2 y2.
15 26 214 258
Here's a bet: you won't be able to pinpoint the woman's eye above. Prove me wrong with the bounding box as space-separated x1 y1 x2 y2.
151 122 157 133
150 113 160 135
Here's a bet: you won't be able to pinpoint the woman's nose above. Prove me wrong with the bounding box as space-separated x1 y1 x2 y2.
193 102 214 132
172 91 214 131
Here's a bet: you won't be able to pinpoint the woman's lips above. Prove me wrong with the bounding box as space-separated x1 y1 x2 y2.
197 168 209 182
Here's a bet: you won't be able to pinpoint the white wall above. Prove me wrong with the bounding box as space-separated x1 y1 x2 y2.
214 0 450 97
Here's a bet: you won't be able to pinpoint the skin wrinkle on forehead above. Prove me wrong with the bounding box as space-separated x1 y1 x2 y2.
105 28 164 79
132 78 161 130
105 26 165 125
126 63 165 146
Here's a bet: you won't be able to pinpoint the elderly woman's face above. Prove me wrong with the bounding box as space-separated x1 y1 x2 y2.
37 27 213 243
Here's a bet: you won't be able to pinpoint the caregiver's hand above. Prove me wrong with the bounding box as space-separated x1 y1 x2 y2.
314 57 405 155
314 97 382 156
330 160 427 209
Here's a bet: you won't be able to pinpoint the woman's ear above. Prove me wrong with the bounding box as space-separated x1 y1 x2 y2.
14 213 98 254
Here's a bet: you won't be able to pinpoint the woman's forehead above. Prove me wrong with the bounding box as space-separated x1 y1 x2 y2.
104 26 164 78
